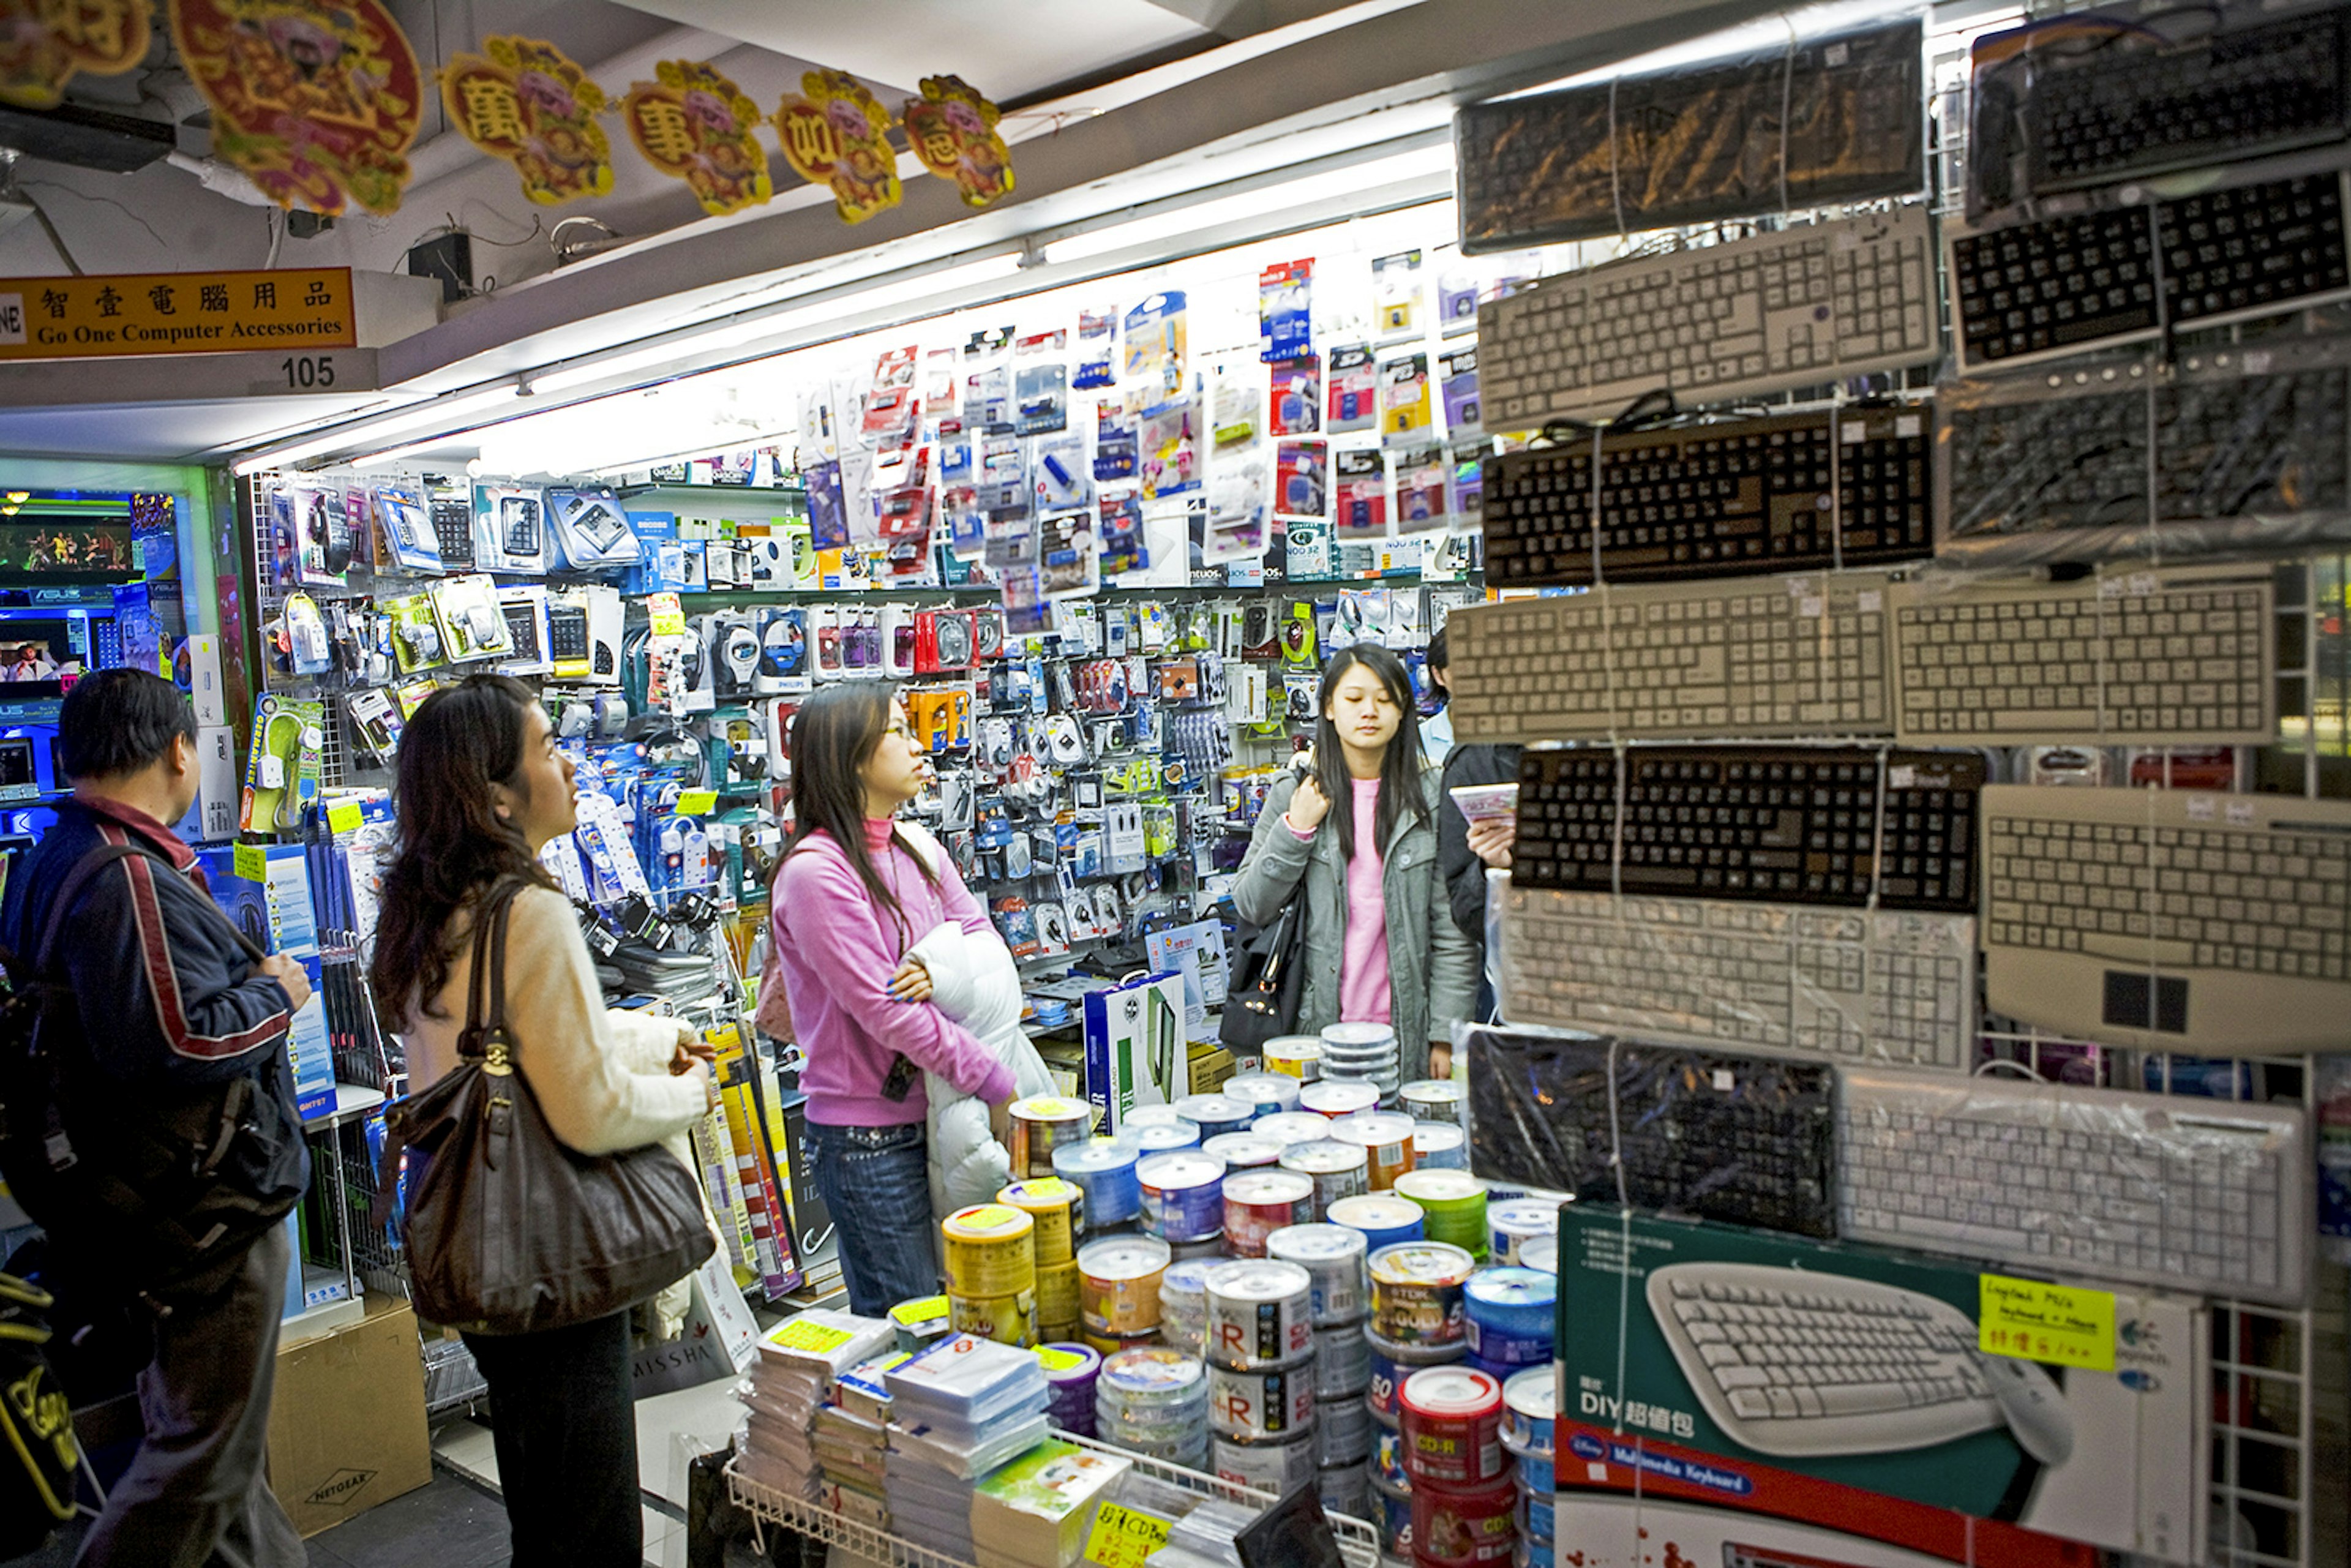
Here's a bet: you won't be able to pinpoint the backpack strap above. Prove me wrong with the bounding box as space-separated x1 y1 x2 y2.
26 842 142 976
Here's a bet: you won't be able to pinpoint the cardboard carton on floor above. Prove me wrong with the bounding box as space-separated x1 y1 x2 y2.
266 1291 432 1537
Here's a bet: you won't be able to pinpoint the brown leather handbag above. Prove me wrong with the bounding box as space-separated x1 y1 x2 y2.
378 879 713 1335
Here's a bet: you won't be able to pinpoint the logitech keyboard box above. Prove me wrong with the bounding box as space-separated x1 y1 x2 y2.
1555 1207 2205 1566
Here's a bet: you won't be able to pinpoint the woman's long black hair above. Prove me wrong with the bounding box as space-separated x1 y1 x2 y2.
781 683 937 948
370 673 556 1025
1311 643 1430 862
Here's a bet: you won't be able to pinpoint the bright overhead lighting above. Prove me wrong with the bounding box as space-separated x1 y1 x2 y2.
1045 143 1453 264
527 252 1029 396
234 383 528 475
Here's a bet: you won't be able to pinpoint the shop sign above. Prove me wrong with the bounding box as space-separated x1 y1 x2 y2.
623 59 771 217
0 267 357 361
0 0 150 110
902 75 1013 209
440 35 613 206
774 69 901 225
168 0 424 217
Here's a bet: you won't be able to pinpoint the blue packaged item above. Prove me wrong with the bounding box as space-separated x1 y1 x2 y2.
1327 1193 1422 1254
1518 1488 1554 1544
1505 1431 1553 1494
1053 1138 1143 1227
1463 1267 1556 1367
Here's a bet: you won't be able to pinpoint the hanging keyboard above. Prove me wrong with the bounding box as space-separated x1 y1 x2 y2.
1482 403 1932 587
1496 885 1977 1070
1513 745 1983 912
1477 208 1940 430
1839 1065 2311 1307
1982 783 2351 1052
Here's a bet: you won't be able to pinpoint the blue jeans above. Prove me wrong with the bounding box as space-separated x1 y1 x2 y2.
806 1120 937 1316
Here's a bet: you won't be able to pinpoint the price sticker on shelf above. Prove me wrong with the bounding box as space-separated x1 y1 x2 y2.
647 591 687 636
1978 1274 2115 1372
1856 590 1884 615
762 1318 852 1354
326 801 363 835
1084 1502 1174 1568
232 842 268 882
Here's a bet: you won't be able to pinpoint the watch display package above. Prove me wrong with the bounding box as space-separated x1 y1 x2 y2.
1455 12 1925 250
1327 343 1376 432
1463 1025 1835 1240
1334 448 1387 535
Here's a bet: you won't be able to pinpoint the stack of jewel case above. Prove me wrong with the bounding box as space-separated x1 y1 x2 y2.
883 1335 1052 1561
811 1346 913 1529
732 1310 893 1504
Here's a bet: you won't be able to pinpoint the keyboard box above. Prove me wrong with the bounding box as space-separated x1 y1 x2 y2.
1556 1207 2207 1566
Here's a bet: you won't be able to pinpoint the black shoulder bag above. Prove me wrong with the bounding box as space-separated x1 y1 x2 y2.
378 879 713 1335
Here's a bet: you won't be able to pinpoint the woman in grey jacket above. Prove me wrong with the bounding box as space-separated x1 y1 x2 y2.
1231 645 1480 1081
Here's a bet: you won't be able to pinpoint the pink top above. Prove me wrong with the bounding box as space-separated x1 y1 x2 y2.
773 819 1017 1127
1292 778 1395 1026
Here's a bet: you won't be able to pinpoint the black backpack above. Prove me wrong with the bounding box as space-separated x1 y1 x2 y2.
0 843 301 1303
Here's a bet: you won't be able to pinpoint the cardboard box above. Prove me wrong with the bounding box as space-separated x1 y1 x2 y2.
1183 1043 1234 1096
266 1292 430 1537
1556 1207 2206 1567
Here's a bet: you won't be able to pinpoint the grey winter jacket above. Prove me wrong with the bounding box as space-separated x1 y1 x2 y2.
1229 765 1480 1082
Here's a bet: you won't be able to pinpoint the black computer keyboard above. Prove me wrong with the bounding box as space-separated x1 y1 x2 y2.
1950 173 2351 371
1941 378 2150 541
1480 407 1932 587
2020 6 2351 195
1463 1026 1837 1240
1512 745 1982 912
547 606 590 662
2157 361 2350 520
432 500 476 570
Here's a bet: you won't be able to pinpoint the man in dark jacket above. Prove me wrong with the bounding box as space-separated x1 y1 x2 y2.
1430 628 1521 1020
0 669 310 1568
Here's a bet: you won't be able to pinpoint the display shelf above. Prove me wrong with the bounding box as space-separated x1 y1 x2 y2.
617 484 808 502
728 1429 1382 1568
301 1081 388 1132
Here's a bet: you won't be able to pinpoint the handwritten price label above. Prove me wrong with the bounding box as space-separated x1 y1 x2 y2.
325 801 364 835
1084 1502 1174 1568
232 842 268 882
1979 1274 2115 1372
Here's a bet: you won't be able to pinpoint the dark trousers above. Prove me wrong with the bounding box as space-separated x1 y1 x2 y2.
78 1221 304 1568
463 1311 640 1568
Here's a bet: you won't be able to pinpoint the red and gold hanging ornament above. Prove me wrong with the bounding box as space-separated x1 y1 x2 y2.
0 0 151 110
623 59 771 217
774 68 900 225
903 74 1011 210
168 0 422 216
440 36 612 206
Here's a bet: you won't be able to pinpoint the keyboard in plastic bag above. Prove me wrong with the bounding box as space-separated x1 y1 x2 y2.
1461 1025 1836 1239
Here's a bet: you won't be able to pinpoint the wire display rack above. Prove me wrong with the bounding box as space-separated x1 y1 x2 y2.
727 1429 1383 1568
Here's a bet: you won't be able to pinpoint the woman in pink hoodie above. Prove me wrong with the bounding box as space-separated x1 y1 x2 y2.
769 685 1016 1314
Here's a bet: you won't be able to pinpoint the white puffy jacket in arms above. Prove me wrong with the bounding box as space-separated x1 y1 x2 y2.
905 918 1057 1217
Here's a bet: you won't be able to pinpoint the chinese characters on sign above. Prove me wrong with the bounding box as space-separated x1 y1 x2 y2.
774 69 901 225
1978 1274 2117 1373
0 0 149 110
0 268 356 359
440 35 614 206
623 59 771 217
902 75 1013 210
168 0 424 216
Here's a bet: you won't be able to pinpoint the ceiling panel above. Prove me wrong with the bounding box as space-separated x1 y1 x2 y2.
609 0 1211 100
0 396 392 463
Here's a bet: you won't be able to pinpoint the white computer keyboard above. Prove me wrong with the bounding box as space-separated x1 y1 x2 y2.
1498 885 1978 1071
1982 784 2351 1052
1891 567 2274 745
1648 1262 2008 1457
1479 207 1940 429
1839 1066 2309 1307
1448 574 1895 743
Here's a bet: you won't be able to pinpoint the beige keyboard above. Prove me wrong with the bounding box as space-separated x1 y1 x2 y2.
1449 575 1895 743
1498 883 1978 1070
1983 784 2351 1051
1892 567 2274 745
1479 208 1940 429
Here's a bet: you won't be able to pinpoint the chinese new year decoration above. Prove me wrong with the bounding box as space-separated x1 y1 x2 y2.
623 59 770 217
168 0 423 217
440 36 613 205
0 0 150 110
903 75 1012 210
774 68 901 225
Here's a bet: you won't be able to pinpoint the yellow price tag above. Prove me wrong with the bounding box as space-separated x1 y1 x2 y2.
674 790 719 816
231 842 268 882
1083 1502 1172 1568
648 591 687 636
1979 1274 2115 1372
325 801 363 835
764 1318 852 1353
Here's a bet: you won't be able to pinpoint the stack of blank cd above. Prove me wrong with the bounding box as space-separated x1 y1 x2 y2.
1318 1022 1401 1099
